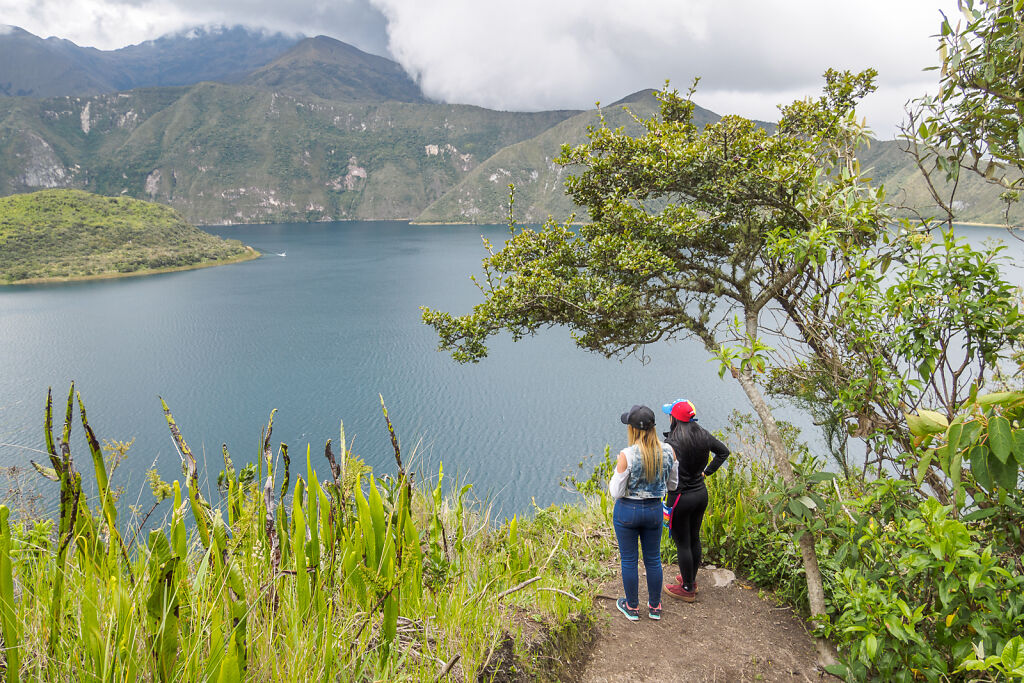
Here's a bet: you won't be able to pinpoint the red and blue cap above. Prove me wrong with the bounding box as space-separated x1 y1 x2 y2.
662 399 696 422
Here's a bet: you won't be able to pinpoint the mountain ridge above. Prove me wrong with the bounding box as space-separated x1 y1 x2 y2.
242 35 427 103
0 25 1019 227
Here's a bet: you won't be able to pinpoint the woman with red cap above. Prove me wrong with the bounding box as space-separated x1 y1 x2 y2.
661 399 729 601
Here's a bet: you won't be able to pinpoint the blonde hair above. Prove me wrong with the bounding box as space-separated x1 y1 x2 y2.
628 425 664 482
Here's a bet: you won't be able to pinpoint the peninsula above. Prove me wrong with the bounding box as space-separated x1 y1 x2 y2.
0 189 257 284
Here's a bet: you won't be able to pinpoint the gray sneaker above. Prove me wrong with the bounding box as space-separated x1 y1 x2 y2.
616 598 640 621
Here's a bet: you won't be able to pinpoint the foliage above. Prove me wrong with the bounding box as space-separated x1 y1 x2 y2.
694 401 1024 682
422 72 887 368
771 224 1024 490
0 85 577 226
906 0 1024 224
0 387 610 681
826 492 1024 682
0 189 253 283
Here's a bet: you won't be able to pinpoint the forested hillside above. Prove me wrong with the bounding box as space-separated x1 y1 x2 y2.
0 189 254 282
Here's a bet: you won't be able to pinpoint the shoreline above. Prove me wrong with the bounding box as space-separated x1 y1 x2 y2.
1 246 260 286
952 220 1021 229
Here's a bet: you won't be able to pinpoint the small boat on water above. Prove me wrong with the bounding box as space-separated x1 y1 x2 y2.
276 252 286 257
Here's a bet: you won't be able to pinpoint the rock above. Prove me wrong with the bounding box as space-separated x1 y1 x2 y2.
709 568 736 588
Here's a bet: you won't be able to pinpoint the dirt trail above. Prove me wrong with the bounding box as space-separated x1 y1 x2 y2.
576 565 826 682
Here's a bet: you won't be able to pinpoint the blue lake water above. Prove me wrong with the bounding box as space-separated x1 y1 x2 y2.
1 221 1020 518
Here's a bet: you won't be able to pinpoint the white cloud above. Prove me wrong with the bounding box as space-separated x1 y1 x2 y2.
370 0 959 137
0 0 390 53
1 0 961 137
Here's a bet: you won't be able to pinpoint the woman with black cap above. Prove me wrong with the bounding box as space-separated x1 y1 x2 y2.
608 404 678 621
660 399 729 602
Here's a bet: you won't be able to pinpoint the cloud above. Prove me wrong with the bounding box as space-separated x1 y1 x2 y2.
1 0 959 137
0 0 390 54
370 0 959 137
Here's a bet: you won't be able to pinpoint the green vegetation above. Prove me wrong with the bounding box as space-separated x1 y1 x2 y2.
696 400 1024 682
0 85 578 225
0 189 255 284
906 0 1024 224
422 9 1024 673
0 388 608 680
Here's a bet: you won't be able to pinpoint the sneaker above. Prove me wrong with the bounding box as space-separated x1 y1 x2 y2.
616 598 640 621
647 602 662 620
664 583 696 602
674 575 697 593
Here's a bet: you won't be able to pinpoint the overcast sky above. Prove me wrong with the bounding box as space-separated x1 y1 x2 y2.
1 0 961 139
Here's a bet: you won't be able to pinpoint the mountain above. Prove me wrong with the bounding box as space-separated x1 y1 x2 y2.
416 90 720 224
0 25 300 97
107 26 301 88
0 189 254 283
417 89 1024 226
856 140 1024 226
0 84 579 224
1 26 1020 227
0 26 119 97
243 35 427 103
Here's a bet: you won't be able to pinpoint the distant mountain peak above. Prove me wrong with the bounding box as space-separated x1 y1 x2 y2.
608 89 659 107
243 34 427 103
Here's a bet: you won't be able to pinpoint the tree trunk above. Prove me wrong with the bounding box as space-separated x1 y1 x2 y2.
733 368 837 668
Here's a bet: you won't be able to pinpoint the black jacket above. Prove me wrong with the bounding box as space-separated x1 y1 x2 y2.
664 422 730 496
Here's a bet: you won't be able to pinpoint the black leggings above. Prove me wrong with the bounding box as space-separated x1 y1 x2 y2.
669 485 709 591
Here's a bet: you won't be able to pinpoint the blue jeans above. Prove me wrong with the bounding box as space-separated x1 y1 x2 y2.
612 497 663 608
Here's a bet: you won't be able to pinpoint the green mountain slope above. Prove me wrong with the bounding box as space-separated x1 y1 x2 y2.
0 84 579 224
0 189 254 283
416 91 1024 226
242 35 426 103
0 25 299 97
857 139 1024 225
415 90 717 224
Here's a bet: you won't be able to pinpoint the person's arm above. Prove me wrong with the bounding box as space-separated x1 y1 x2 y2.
666 445 679 490
703 436 730 477
608 450 629 498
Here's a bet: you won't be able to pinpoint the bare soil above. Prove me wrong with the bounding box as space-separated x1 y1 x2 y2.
575 564 827 683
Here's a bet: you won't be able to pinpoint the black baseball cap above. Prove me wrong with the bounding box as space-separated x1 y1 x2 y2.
620 404 656 430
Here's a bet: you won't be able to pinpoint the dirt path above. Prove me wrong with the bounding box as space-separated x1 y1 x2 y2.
576 564 826 682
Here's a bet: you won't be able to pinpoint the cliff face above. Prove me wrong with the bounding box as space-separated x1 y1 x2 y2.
0 86 578 224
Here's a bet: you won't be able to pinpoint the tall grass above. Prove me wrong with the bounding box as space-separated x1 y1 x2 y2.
0 385 612 681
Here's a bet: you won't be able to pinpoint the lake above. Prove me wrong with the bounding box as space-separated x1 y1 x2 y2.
0 221 1019 518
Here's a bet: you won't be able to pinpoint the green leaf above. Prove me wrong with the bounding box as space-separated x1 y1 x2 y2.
823 664 849 677
1012 429 1024 467
977 391 1024 407
946 422 964 458
906 409 949 436
970 445 994 491
988 416 1013 463
1001 636 1024 671
990 454 1019 491
865 633 879 660
916 450 935 487
962 507 999 522
788 499 810 518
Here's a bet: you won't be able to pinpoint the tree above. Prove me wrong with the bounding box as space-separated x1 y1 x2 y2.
770 223 1024 502
904 0 1024 225
423 71 887 666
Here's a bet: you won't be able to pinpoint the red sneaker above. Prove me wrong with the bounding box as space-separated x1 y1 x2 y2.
664 583 696 602
674 575 697 593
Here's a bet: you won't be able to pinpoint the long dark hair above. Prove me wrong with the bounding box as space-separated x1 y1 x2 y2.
667 417 712 453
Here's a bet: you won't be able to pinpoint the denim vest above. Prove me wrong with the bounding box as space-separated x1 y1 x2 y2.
622 443 674 499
